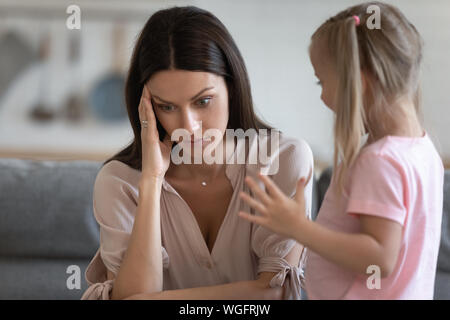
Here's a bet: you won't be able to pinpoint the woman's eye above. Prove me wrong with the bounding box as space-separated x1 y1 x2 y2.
196 97 212 107
316 80 322 86
160 104 175 112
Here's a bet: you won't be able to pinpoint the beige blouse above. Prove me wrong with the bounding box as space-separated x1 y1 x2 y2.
81 133 314 300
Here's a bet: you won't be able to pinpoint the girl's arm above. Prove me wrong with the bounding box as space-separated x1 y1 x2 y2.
238 173 403 278
296 214 402 277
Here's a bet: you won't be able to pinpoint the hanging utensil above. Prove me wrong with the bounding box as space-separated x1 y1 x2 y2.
88 21 128 123
0 30 36 103
62 30 85 123
29 31 54 122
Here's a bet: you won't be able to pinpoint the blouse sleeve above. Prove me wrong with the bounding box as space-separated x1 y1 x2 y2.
249 136 314 300
81 161 169 300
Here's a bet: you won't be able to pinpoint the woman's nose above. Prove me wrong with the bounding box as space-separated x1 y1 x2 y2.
181 109 201 136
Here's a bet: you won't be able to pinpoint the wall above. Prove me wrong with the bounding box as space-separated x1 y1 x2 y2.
0 0 448 166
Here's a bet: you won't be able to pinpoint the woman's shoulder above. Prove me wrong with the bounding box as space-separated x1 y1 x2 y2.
95 159 141 191
250 130 312 161
247 132 313 196
275 133 314 177
278 133 313 162
92 160 140 221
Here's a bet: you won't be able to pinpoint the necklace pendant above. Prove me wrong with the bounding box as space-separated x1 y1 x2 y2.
201 181 207 186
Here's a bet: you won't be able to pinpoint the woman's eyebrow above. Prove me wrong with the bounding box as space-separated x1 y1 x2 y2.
151 86 215 105
190 86 215 101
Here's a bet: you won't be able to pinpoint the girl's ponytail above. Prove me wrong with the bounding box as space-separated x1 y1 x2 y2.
333 17 366 195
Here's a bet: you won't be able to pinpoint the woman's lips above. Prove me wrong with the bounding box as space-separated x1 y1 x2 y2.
190 138 211 144
177 138 211 145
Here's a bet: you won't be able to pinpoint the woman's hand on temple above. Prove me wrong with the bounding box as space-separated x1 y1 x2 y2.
138 85 173 180
238 170 313 240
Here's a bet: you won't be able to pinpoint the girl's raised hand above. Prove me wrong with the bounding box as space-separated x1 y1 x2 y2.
138 85 173 180
238 169 313 240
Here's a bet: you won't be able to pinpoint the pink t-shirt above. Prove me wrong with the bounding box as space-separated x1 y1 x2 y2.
305 132 444 299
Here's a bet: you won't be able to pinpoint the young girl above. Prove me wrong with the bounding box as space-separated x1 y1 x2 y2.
238 1 444 299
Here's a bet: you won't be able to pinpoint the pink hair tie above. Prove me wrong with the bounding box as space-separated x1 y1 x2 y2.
352 15 361 26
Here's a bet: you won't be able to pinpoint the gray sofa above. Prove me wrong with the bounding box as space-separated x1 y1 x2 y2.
0 158 448 299
0 158 101 299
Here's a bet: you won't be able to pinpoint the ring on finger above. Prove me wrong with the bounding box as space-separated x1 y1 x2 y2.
141 120 148 128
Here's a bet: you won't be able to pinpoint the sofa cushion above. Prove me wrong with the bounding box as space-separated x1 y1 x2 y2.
434 270 450 300
0 257 90 299
0 158 101 259
314 166 332 220
437 170 450 272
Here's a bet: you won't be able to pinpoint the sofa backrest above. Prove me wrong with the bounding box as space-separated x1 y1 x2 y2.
438 170 450 272
0 158 102 299
0 158 101 258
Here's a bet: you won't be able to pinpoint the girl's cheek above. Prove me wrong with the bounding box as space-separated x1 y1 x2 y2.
321 91 334 111
321 91 328 107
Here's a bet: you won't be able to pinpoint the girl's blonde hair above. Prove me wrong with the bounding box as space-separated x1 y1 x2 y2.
310 1 424 195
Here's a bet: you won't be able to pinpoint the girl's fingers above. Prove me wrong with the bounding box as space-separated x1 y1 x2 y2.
244 176 271 205
293 178 306 203
258 173 284 199
293 168 314 203
305 168 313 186
238 210 266 227
239 191 268 216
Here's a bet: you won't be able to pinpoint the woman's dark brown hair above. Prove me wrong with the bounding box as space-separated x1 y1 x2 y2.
103 6 272 170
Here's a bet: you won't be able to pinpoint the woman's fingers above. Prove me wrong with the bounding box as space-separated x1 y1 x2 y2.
160 132 174 151
138 88 145 123
144 99 158 136
142 84 151 99
140 85 159 138
244 176 271 205
239 191 267 215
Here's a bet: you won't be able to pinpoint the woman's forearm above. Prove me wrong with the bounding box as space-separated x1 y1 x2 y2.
111 176 164 300
125 277 284 300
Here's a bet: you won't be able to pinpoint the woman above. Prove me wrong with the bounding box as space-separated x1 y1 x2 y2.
81 6 314 300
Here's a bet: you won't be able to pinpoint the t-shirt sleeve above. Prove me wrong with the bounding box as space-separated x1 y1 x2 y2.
346 153 407 225
249 136 314 299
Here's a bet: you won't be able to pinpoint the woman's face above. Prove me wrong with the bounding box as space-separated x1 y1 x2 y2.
146 70 229 148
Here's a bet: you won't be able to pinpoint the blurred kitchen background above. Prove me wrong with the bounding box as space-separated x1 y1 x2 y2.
0 0 449 171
